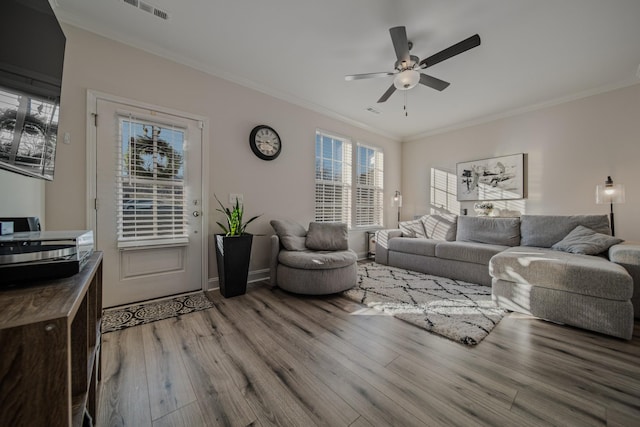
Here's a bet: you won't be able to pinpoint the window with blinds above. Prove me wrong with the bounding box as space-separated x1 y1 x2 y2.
314 130 352 224
117 116 188 247
356 144 384 227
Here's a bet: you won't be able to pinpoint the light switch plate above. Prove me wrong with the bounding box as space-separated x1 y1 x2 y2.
229 193 243 205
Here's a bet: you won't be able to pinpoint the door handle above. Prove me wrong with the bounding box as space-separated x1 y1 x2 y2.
192 211 201 217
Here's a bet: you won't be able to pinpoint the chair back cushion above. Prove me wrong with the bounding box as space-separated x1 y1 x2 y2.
305 222 349 251
270 219 307 251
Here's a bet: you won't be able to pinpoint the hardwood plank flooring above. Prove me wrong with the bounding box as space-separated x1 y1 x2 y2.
98 284 640 426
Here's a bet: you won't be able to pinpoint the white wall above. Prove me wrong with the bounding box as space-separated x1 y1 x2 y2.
48 25 401 281
0 169 46 226
403 83 640 241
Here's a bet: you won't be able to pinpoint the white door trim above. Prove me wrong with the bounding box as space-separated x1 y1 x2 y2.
86 89 210 292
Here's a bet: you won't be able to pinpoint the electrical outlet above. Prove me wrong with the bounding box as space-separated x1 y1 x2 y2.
229 193 243 205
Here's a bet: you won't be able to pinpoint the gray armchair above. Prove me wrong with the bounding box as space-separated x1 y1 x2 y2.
270 220 357 295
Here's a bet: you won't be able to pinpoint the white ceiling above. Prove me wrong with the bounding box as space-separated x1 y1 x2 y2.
52 0 640 141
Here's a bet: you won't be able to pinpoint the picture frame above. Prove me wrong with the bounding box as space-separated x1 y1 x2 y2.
456 153 524 201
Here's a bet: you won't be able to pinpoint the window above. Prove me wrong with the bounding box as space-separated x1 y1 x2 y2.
315 130 352 224
356 144 384 227
117 116 187 247
315 130 384 228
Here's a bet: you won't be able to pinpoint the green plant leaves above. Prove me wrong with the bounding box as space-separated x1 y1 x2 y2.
214 194 261 236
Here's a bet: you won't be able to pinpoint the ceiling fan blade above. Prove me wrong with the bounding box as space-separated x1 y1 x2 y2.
377 84 396 103
419 73 450 91
419 34 481 69
345 71 395 81
389 26 410 63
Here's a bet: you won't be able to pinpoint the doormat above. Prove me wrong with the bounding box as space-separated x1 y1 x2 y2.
344 263 506 345
102 292 214 333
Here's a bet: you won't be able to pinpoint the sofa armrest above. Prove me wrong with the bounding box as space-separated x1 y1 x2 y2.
610 242 640 318
270 235 280 288
609 242 640 266
374 229 403 265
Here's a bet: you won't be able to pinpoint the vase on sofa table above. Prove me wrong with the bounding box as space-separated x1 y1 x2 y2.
473 202 493 216
215 233 253 298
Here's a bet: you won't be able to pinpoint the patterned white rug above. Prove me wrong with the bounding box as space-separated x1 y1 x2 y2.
344 263 506 345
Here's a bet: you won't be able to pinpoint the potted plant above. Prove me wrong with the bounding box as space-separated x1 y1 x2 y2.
214 194 261 298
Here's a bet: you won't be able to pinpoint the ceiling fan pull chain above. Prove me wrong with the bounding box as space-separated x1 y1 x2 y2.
404 91 408 117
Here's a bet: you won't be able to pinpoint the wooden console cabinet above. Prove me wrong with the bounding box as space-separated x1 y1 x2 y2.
0 252 103 427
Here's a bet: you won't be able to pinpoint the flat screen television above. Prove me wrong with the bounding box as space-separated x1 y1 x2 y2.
0 0 66 181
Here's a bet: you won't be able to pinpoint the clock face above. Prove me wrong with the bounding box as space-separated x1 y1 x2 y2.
250 125 281 160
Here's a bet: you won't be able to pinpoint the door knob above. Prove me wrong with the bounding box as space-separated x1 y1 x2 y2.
192 211 201 217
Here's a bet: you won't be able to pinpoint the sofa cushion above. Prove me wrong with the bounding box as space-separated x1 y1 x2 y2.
389 237 438 257
520 215 610 248
278 249 357 270
489 247 632 300
305 222 349 251
456 216 521 246
399 219 427 238
435 241 509 265
551 225 623 255
422 213 457 241
270 219 307 251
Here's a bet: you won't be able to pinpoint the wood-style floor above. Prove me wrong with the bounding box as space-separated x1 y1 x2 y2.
98 284 640 427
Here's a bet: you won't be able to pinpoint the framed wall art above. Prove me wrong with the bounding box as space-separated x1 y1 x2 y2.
456 153 524 201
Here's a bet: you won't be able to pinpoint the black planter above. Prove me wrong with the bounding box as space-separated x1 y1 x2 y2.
215 233 253 298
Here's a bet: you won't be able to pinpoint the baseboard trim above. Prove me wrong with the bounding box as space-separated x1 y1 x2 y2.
207 268 270 291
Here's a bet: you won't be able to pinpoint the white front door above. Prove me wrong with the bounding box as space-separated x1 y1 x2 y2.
94 98 204 307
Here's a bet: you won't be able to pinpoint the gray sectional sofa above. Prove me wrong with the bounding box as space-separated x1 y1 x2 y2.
375 214 640 339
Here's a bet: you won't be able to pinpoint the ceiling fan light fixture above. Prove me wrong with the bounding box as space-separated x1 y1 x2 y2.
394 69 420 90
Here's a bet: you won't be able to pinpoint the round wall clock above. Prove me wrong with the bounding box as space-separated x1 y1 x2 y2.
249 125 282 161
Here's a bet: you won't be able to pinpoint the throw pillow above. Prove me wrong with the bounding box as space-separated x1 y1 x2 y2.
551 225 623 255
520 215 611 247
399 219 427 238
305 222 349 251
270 219 307 251
421 213 457 241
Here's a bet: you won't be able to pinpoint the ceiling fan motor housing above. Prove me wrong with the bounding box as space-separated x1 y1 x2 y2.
395 55 420 72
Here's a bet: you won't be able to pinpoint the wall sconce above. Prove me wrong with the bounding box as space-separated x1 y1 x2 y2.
391 190 402 224
596 176 625 236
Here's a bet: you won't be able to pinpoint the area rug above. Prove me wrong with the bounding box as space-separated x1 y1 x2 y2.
102 292 214 333
344 263 506 345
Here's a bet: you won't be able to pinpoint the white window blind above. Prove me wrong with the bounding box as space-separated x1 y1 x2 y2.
356 144 384 227
117 116 188 247
315 130 352 224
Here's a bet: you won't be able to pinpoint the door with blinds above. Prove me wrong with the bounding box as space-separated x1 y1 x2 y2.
95 99 203 307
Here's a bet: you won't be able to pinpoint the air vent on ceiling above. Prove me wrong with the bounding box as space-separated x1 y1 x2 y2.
123 0 169 21
366 107 381 115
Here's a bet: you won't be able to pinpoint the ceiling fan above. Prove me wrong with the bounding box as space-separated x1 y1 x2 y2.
345 26 481 103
